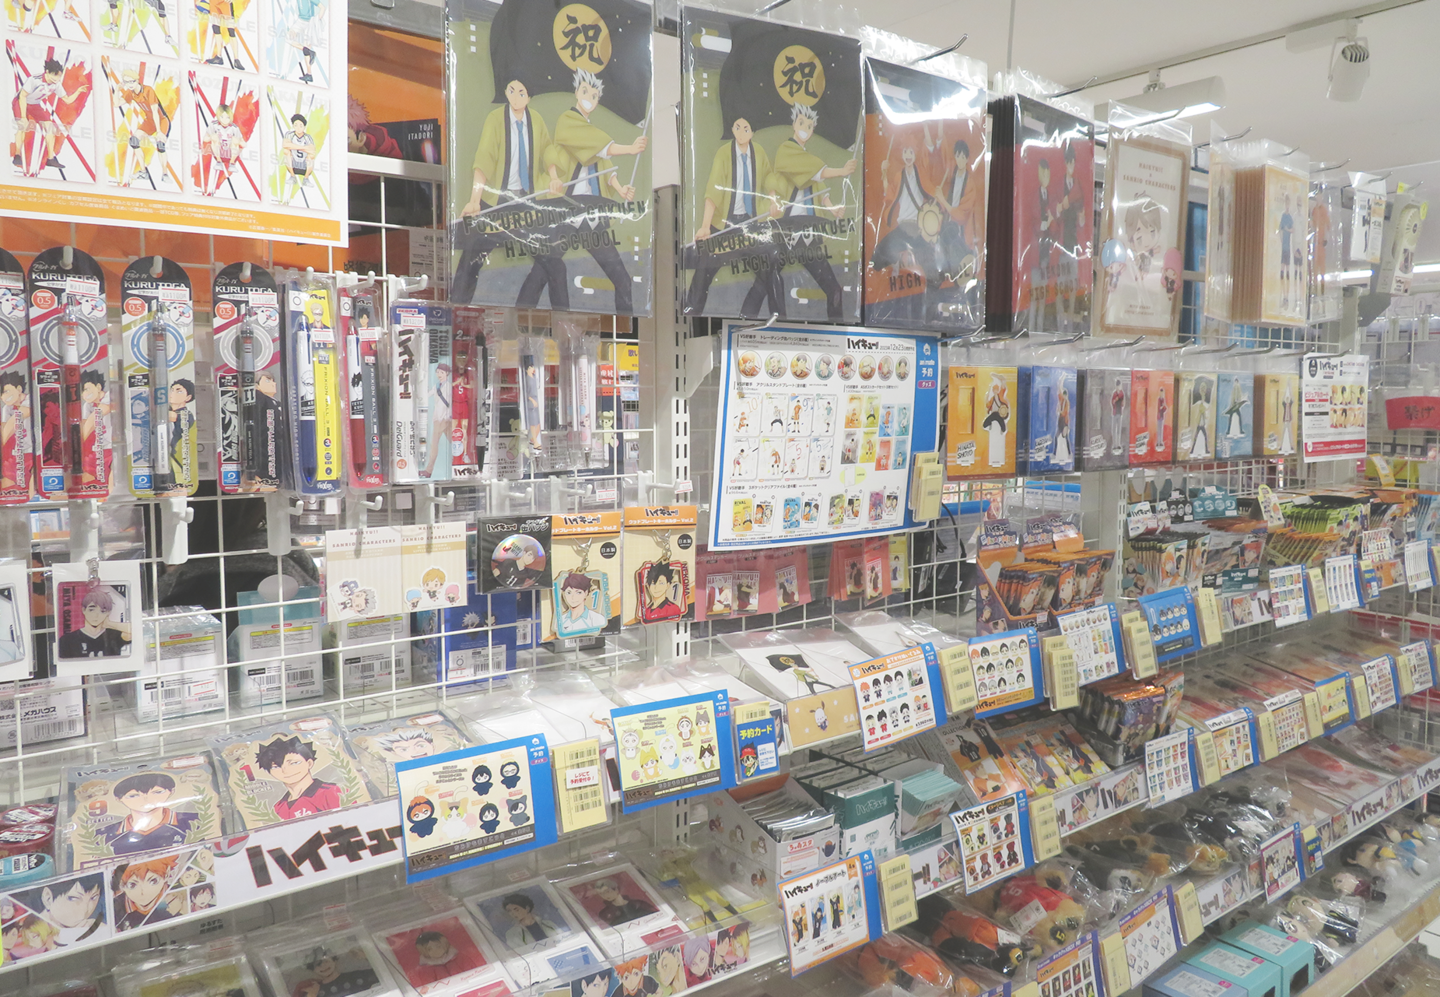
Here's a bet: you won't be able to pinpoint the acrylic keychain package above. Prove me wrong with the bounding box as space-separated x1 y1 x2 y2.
861 39 988 334
341 282 387 489
52 558 144 675
59 752 225 867
1095 103 1191 337
623 505 697 626
0 560 32 680
120 256 198 498
0 249 33 505
206 714 375 830
284 272 344 494
555 312 602 472
544 511 623 644
450 306 488 480
27 246 112 499
391 299 453 483
213 262 284 493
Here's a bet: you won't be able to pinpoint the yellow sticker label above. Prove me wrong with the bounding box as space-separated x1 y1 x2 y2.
1029 794 1062 861
1194 730 1221 786
553 738 609 834
1043 636 1080 710
1124 620 1158 678
1256 711 1281 760
1013 983 1039 997
1099 931 1132 995
1352 675 1373 719
1308 567 1331 614
1399 660 1416 697
878 855 918 931
1195 588 1224 647
1173 882 1204 944
1302 692 1324 739
939 645 978 712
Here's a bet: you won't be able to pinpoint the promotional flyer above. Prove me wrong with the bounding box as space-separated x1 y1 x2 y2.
1301 353 1368 462
610 690 735 811
710 322 939 550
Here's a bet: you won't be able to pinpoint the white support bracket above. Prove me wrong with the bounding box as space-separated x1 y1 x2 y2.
68 499 101 564
266 493 303 557
682 336 718 400
345 492 384 530
418 483 454 525
159 496 195 565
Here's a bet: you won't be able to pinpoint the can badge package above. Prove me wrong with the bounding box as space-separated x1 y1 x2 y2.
862 58 987 334
681 7 863 323
447 0 654 316
60 753 224 867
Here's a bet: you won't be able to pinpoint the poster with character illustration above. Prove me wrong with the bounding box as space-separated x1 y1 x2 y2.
610 690 736 812
447 0 653 315
394 735 557 882
188 70 261 200
681 8 862 323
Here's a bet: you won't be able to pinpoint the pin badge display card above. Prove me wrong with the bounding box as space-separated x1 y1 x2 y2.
53 559 143 674
395 736 557 881
681 8 863 323
447 0 653 315
778 853 881 975
862 55 986 334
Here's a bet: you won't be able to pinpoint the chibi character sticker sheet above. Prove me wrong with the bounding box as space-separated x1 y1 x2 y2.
849 644 947 751
777 854 880 975
950 792 1031 893
1096 127 1189 337
207 714 374 830
862 58 987 334
965 628 1043 716
347 711 473 797
710 323 938 550
447 0 653 315
611 690 735 812
1 0 346 243
394 736 557 882
681 9 862 323
1117 888 1180 984
257 929 398 997
0 870 109 964
111 846 219 932
558 862 685 958
464 877 602 984
60 754 222 866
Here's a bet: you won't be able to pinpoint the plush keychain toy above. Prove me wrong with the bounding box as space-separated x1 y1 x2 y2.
916 894 1039 977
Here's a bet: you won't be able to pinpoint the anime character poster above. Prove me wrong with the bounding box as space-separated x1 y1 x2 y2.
3 0 89 40
111 846 218 932
394 736 557 881
98 57 179 191
100 0 179 57
610 690 735 811
188 0 256 70
207 715 374 830
997 94 1094 334
7 40 95 182
0 871 110 963
52 561 142 673
265 0 326 84
862 58 985 333
1097 129 1189 336
447 0 653 316
680 11 861 323
188 70 260 199
267 84 329 208
60 755 222 866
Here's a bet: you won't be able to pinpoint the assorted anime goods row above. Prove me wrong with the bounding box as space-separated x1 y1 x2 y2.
8 847 769 994
0 250 643 503
445 0 1429 330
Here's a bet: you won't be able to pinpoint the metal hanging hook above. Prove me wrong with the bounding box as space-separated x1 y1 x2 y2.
1196 126 1251 150
1182 342 1239 356
1312 159 1350 173
1083 336 1144 353
754 0 793 14
911 34 968 64
1046 75 1097 99
735 313 781 335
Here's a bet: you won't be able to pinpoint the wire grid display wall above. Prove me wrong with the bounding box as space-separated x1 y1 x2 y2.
0 162 670 811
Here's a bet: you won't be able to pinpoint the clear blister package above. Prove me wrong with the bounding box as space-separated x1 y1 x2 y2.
461 875 607 986
253 924 403 997
369 900 521 997
112 942 264 997
555 861 686 959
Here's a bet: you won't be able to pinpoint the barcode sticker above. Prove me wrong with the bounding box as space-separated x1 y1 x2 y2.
554 739 608 834
248 289 278 306
158 284 189 301
400 311 426 328
65 276 100 297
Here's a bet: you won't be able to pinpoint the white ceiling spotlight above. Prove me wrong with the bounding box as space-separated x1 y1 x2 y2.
1286 17 1371 102
1094 71 1226 125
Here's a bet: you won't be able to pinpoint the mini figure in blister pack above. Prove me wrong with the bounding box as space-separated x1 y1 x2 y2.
637 531 686 624
554 539 608 638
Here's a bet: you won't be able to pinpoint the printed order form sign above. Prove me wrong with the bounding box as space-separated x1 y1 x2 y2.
0 0 348 242
710 322 938 550
1301 353 1368 462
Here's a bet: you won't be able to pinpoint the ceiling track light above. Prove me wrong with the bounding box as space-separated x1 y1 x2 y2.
1286 17 1370 102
